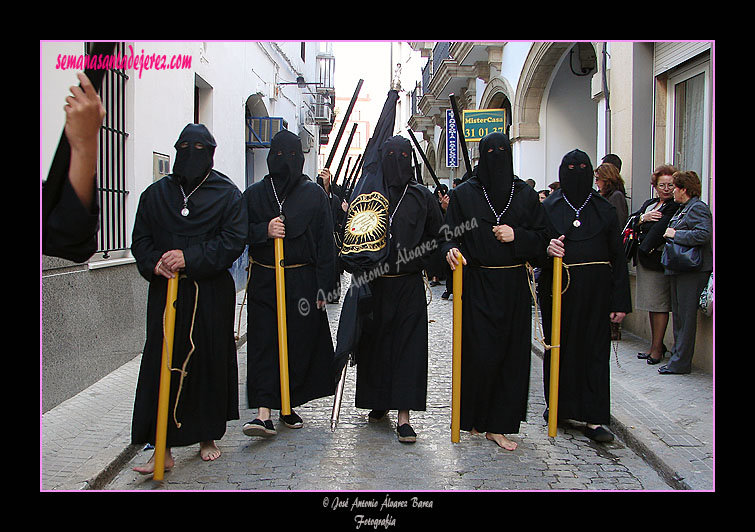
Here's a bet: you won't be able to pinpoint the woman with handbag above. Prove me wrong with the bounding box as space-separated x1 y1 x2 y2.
631 165 680 365
659 171 713 375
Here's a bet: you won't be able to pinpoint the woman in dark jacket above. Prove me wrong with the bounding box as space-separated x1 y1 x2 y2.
631 165 680 364
658 171 713 375
595 162 628 229
595 162 629 340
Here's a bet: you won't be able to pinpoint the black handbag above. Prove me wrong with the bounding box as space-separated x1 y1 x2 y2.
622 215 639 262
661 240 702 272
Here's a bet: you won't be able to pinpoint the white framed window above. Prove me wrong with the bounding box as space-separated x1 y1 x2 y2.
665 58 711 201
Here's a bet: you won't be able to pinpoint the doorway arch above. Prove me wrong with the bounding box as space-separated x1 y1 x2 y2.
512 42 574 141
512 42 598 187
244 93 269 187
479 76 514 136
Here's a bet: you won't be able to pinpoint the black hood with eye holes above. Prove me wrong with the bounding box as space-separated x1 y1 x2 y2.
543 149 614 240
558 149 594 207
267 130 306 201
476 132 514 212
380 135 414 206
172 124 216 188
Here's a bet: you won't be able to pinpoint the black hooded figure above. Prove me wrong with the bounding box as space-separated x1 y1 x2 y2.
538 149 631 443
241 130 337 436
352 135 443 443
130 124 247 469
172 124 216 188
440 131 549 450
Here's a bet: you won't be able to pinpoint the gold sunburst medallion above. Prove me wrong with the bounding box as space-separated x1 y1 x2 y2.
340 191 389 255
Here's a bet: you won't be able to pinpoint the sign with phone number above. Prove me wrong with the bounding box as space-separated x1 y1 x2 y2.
461 109 507 141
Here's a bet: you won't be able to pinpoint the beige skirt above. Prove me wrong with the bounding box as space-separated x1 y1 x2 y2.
635 261 672 312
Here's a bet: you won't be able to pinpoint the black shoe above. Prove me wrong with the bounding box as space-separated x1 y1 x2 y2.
397 423 417 443
279 411 303 429
584 425 614 443
658 365 689 375
243 418 276 437
638 344 667 360
368 410 388 423
441 291 450 300
646 353 665 365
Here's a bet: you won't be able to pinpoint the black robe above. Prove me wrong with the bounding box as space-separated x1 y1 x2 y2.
426 192 448 282
354 181 443 411
317 176 347 281
130 170 247 447
441 177 549 434
538 189 632 425
243 176 336 410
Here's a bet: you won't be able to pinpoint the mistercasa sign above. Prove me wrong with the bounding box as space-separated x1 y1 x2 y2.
461 109 507 141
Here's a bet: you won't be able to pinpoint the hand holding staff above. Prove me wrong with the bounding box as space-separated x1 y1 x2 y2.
546 236 565 438
274 215 292 416
447 248 466 443
153 275 179 481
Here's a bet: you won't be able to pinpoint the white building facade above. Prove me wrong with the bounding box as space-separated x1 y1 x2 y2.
41 41 337 410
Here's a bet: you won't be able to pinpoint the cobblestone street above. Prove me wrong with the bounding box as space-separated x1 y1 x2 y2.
105 275 669 492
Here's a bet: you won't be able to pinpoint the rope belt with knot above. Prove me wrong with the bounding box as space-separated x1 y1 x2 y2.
161 272 199 430
527 260 611 353
249 258 310 270
234 256 311 341
559 261 611 295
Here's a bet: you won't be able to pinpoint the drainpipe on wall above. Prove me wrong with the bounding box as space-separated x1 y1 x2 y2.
602 42 611 155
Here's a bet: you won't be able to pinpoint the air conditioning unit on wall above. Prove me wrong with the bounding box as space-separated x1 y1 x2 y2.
299 125 314 153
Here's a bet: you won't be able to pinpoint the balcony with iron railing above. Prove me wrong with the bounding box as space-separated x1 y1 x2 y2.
316 53 336 94
410 42 504 135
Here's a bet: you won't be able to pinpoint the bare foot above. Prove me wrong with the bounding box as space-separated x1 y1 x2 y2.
133 449 174 475
470 428 482 435
200 441 221 461
486 432 518 450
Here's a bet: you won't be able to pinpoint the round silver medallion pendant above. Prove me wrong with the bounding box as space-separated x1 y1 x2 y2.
181 207 190 217
573 219 581 227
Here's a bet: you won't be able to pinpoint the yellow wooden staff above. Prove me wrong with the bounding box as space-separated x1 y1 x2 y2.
451 251 465 443
547 256 563 438
154 275 179 481
274 222 292 416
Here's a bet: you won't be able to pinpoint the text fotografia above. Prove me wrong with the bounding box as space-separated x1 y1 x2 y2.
55 45 192 79
325 494 434 528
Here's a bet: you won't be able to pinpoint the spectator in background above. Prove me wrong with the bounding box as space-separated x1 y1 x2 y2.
658 171 713 375
601 153 622 172
594 161 629 340
631 165 680 365
594 162 629 230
